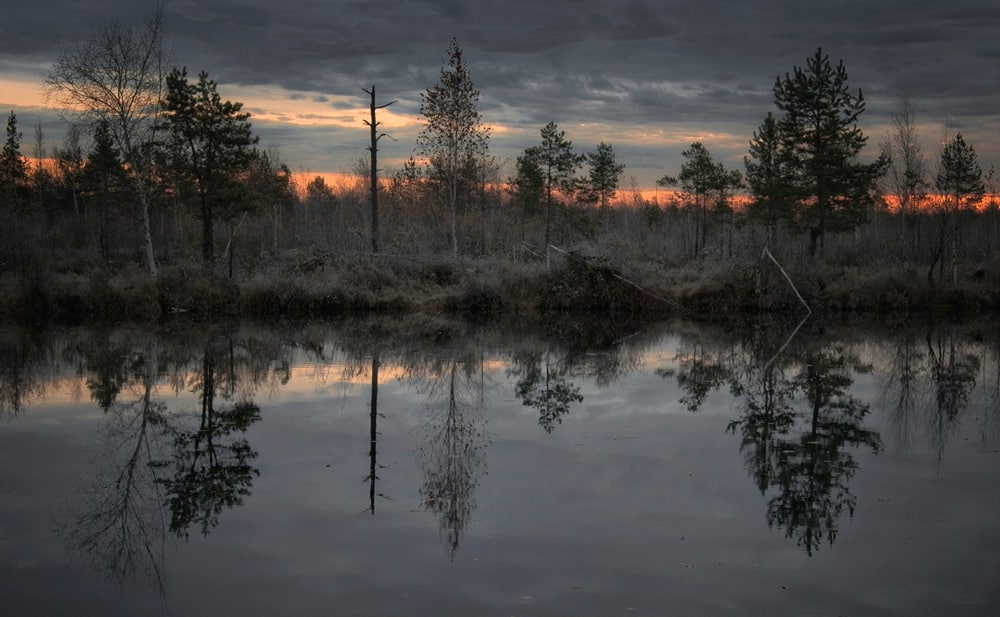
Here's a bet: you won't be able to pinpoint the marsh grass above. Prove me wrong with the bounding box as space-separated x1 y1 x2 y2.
0 250 996 325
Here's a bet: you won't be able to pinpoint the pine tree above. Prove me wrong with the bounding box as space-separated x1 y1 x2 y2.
160 68 258 265
659 142 726 256
744 112 794 246
0 111 29 213
933 133 984 286
82 119 126 260
417 39 490 258
773 48 888 257
523 121 583 255
585 142 625 211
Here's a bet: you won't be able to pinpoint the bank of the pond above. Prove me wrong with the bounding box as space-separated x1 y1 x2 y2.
1 253 998 325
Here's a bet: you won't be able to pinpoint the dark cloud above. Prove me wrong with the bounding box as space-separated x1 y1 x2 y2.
1 0 998 183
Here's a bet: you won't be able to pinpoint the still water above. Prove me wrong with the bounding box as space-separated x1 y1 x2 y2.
1 317 997 616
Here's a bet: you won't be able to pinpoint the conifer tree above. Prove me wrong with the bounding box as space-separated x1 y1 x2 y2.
772 48 888 257
933 133 984 285
745 112 793 246
0 111 28 213
585 142 625 211
160 68 258 265
417 39 490 258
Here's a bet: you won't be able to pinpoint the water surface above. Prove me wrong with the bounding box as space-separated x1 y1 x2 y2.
1 317 997 616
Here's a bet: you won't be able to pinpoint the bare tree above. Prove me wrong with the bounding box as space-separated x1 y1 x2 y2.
363 85 395 255
880 94 927 259
45 2 166 278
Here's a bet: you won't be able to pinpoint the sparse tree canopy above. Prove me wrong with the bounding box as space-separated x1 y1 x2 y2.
882 95 927 216
660 142 739 256
45 1 166 277
772 48 888 257
417 38 490 258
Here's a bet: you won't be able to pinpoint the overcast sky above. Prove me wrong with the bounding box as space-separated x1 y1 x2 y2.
1 0 998 190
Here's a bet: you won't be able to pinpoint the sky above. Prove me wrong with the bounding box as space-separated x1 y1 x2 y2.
1 0 998 192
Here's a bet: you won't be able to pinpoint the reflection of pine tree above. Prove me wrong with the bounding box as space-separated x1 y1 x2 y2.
673 342 732 412
85 338 138 412
156 347 260 538
763 351 882 555
513 351 582 433
727 364 796 493
925 328 979 458
417 359 490 560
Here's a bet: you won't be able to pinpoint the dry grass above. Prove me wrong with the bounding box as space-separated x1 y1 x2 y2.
0 250 997 326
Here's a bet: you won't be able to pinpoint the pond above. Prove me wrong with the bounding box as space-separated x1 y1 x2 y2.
1 316 998 616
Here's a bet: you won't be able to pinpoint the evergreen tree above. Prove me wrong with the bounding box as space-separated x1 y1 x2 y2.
932 133 985 286
523 121 584 253
82 119 127 260
585 142 625 210
417 38 490 258
772 48 888 257
0 111 29 213
935 133 984 209
659 142 726 256
510 150 545 244
744 112 794 246
160 68 258 265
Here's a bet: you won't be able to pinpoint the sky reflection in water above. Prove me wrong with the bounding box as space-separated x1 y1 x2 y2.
0 318 997 616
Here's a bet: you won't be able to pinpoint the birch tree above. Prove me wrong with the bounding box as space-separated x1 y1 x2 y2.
45 2 166 278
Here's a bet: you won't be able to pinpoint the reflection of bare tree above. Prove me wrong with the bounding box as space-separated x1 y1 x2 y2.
927 329 979 420
415 355 491 560
512 350 583 433
60 341 171 593
366 349 383 515
879 325 992 456
155 345 260 538
880 329 928 451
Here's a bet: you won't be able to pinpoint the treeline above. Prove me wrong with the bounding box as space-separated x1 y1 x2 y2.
0 5 997 321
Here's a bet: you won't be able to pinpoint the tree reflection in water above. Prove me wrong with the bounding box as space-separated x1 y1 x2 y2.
366 349 385 515
155 343 261 538
668 320 883 555
414 353 491 560
0 329 52 416
512 349 583 433
766 347 882 555
879 325 984 458
57 330 283 591
60 339 171 592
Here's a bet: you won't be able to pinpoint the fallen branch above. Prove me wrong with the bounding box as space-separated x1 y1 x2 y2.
761 247 811 314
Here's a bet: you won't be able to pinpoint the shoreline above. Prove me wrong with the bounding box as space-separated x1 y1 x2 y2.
2 252 998 326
